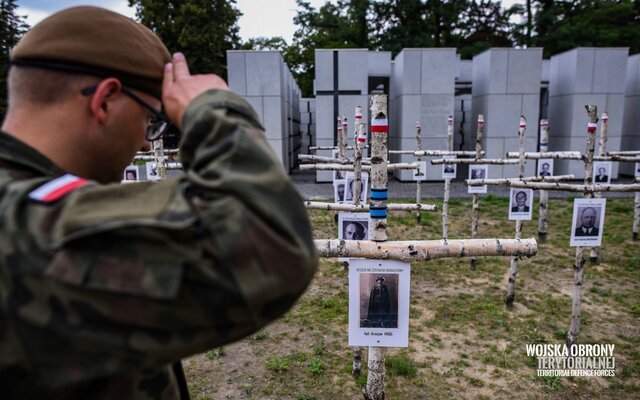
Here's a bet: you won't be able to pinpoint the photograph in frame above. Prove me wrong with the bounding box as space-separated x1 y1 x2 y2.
412 161 427 181
592 161 612 184
508 188 533 221
569 198 607 247
123 166 138 181
468 165 488 194
348 259 410 347
442 155 456 179
334 180 346 203
537 159 554 177
635 162 640 178
344 172 369 203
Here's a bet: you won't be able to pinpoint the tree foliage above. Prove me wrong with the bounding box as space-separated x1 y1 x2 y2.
128 0 242 78
0 0 27 118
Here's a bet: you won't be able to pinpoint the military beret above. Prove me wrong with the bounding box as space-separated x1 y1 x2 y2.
11 6 171 99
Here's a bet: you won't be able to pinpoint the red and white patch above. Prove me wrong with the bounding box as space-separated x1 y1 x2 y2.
371 119 388 133
29 174 89 203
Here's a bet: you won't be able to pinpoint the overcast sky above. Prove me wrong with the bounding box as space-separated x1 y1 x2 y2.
16 0 521 44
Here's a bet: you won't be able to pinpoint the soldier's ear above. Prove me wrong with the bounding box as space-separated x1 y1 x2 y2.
89 78 122 125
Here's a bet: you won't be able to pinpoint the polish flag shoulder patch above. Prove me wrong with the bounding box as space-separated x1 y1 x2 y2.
28 174 89 203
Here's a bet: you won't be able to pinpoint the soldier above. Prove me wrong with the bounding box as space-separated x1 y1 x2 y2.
0 6 318 400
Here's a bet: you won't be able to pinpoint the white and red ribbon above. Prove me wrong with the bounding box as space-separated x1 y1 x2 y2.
587 122 597 132
371 119 388 133
29 174 89 203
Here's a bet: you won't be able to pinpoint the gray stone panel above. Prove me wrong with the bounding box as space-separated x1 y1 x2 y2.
262 97 284 141
227 51 247 95
621 55 640 175
245 51 283 96
395 50 421 96
593 49 628 94
338 50 368 92
421 49 457 95
314 50 334 92
368 51 392 76
507 48 543 94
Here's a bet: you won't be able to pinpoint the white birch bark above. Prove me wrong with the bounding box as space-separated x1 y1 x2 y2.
337 116 345 160
538 119 550 242
505 151 582 159
505 182 640 193
389 150 482 156
416 122 422 224
352 106 365 377
470 114 484 270
505 116 527 306
305 202 437 212
567 105 598 348
466 175 575 185
314 238 538 260
432 158 521 165
590 112 608 263
364 94 388 400
634 192 640 241
299 163 418 172
608 150 640 156
298 154 371 164
443 115 454 240
153 139 167 180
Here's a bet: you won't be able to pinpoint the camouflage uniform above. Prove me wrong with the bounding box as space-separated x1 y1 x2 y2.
0 90 318 399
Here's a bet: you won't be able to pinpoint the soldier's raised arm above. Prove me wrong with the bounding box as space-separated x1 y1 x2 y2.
0 6 317 399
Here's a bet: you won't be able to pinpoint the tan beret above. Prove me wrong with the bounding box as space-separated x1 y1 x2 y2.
11 6 171 99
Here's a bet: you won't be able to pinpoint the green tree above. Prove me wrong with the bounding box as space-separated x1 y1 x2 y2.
531 0 640 57
456 0 515 59
240 36 289 52
128 0 242 78
0 0 27 118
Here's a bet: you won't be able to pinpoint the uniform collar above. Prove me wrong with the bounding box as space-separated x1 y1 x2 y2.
0 131 65 176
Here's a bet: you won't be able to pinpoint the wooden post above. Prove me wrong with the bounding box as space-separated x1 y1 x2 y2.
363 94 388 400
343 116 349 159
538 119 549 243
634 192 640 241
352 107 364 377
505 116 526 306
153 139 167 180
415 122 422 224
590 112 608 264
337 116 345 160
443 115 454 239
470 114 484 270
566 105 598 347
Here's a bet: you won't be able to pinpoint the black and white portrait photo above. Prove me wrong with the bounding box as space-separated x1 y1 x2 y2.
413 161 427 181
442 156 456 179
468 165 488 194
338 212 370 241
570 198 606 247
360 274 397 329
508 189 533 220
592 161 612 184
635 162 640 178
334 180 346 203
537 159 554 177
348 259 411 347
344 172 369 203
123 166 138 181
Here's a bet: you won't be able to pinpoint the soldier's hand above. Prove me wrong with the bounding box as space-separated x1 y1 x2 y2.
162 52 229 130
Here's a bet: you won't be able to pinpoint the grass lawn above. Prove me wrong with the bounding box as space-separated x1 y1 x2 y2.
184 196 640 400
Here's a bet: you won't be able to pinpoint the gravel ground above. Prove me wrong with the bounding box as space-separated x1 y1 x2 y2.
290 169 636 201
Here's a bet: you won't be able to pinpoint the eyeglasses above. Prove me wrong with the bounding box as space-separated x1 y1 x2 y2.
81 86 170 141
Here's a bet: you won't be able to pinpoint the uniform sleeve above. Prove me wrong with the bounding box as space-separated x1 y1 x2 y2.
5 90 318 373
